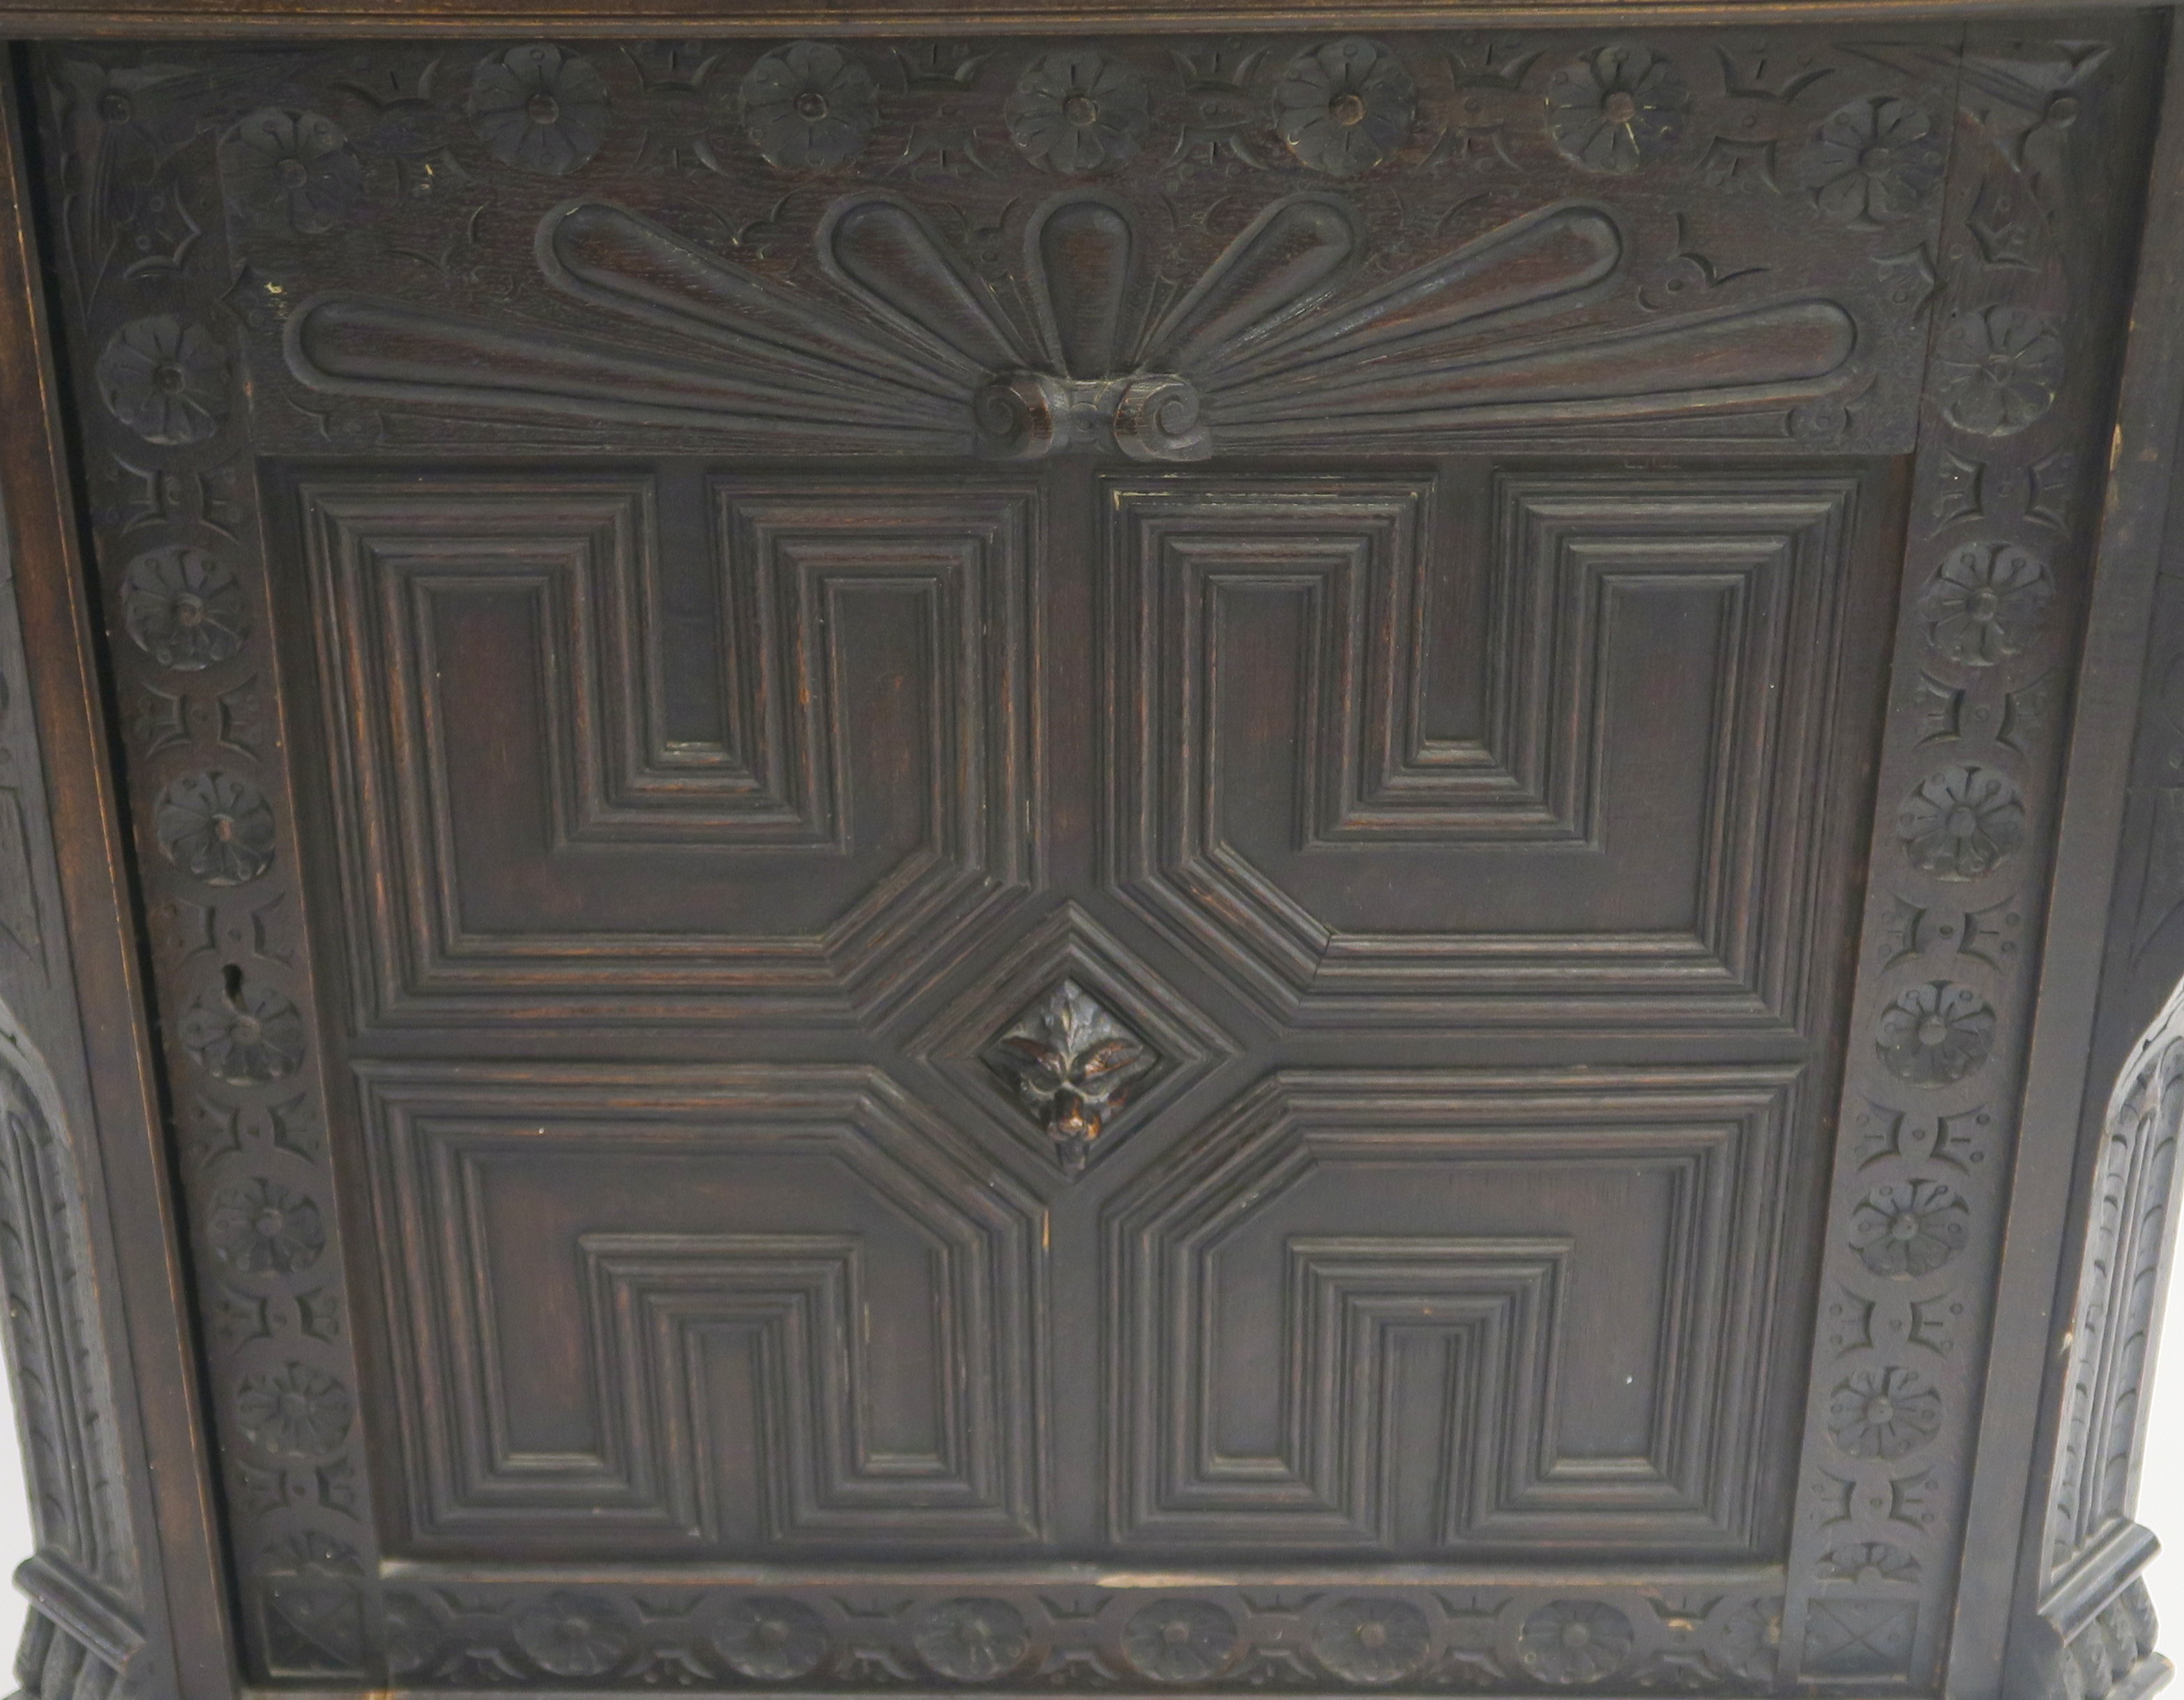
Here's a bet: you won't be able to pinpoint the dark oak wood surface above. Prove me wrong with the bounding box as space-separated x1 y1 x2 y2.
0 13 2176 1700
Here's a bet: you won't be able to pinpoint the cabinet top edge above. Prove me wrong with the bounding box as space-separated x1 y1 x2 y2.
0 0 2160 36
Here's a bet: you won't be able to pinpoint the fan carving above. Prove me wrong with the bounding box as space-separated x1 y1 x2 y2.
285 190 1856 460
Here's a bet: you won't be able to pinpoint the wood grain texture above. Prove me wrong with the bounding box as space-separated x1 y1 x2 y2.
6 15 2176 1700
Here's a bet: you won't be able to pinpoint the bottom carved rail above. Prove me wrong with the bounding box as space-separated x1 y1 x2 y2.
375 1573 1800 1692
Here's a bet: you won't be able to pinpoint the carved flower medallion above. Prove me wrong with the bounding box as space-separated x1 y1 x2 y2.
208 1178 324 1275
1850 1178 1971 1278
913 1597 1031 1681
181 978 305 1084
1711 1599 1782 1683
1007 49 1150 174
1545 45 1688 173
1897 765 2026 879
1934 306 2065 437
713 1596 829 1680
1309 1597 1432 1683
236 1362 352 1456
512 1591 634 1677
96 314 228 445
1800 96 1946 227
121 544 248 670
1517 1600 1635 1684
1921 540 2055 665
1123 1600 1238 1682
227 107 363 233
742 41 878 171
1876 980 1996 1086
1275 38 1416 176
1828 1365 1944 1459
469 43 610 175
155 770 275 885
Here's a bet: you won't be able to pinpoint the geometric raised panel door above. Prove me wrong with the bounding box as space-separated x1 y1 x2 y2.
303 474 1038 1024
2 18 2176 1700
1103 472 1884 1030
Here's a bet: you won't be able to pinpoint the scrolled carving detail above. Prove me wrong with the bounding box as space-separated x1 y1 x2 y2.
1111 374 1209 461
971 371 1066 459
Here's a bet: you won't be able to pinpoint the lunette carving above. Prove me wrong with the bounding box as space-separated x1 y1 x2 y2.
281 190 1856 460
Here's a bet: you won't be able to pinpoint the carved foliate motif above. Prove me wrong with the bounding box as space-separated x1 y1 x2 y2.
983 979 1154 1174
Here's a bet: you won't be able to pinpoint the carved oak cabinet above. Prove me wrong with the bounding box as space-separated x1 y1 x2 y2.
0 6 2181 1700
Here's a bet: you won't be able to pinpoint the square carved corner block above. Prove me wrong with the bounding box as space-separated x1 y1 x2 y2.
0 10 2177 1700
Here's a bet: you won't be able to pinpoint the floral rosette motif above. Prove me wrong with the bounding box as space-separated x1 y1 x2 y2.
206 1178 325 1275
913 1597 1031 1681
713 1596 830 1680
1711 1599 1782 1683
1920 540 2054 665
96 314 229 446
225 107 363 234
1897 764 2026 879
511 1591 633 1677
1517 1600 1635 1684
741 41 878 172
1545 45 1688 173
1828 1365 1944 1459
121 544 248 670
1006 49 1150 174
1123 1600 1238 1682
1934 305 2065 437
153 770 275 886
1275 38 1416 177
1800 96 1946 227
1875 980 1996 1086
469 43 610 175
1851 1178 1971 1277
235 1362 351 1457
1309 1597 1432 1683
179 978 305 1084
